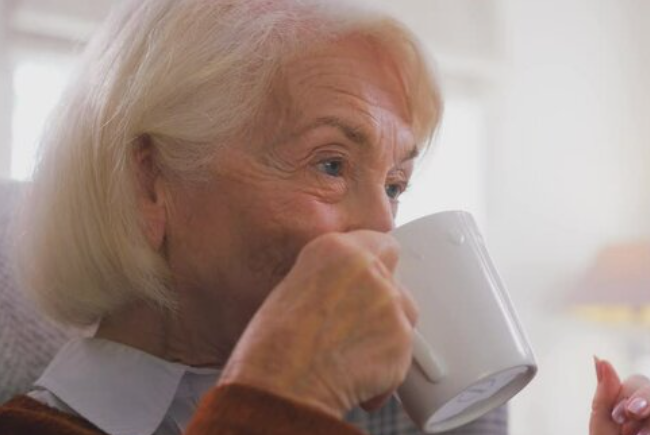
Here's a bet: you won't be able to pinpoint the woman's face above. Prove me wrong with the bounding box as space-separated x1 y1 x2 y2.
164 37 421 318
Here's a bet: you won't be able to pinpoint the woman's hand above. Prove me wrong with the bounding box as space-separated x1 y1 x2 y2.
591 358 623 435
219 230 418 419
592 358 650 435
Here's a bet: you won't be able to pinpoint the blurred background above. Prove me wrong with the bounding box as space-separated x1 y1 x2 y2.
1 0 649 433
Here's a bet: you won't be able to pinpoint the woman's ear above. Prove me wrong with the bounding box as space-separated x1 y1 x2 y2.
133 135 167 250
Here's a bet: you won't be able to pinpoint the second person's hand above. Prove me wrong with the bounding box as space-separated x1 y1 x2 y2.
592 358 650 435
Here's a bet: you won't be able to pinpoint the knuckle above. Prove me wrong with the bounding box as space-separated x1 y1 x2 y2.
384 233 401 255
634 385 650 400
393 325 415 373
370 232 401 264
399 286 418 315
302 233 352 263
310 233 356 257
398 317 415 344
385 296 411 335
364 258 391 285
627 374 650 385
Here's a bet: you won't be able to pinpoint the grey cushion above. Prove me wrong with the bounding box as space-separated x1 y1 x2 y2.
0 180 69 404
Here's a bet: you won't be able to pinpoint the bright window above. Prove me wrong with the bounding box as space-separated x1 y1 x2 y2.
11 52 76 180
397 95 488 229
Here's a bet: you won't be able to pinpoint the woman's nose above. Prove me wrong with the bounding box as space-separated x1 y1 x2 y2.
345 188 395 233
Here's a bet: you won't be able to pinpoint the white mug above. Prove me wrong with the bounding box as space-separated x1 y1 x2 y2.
392 211 537 433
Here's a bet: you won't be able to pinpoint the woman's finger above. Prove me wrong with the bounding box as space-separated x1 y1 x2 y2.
620 374 650 400
590 357 623 435
609 375 650 427
360 391 393 412
620 419 644 435
623 385 650 421
395 282 419 328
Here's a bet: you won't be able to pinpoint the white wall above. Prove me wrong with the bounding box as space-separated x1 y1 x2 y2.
0 0 114 179
493 0 650 274
624 0 650 223
490 0 650 434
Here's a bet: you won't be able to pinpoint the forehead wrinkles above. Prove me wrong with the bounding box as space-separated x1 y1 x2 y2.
261 38 415 157
288 50 408 117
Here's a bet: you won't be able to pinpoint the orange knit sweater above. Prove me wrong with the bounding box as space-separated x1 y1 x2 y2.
0 383 365 435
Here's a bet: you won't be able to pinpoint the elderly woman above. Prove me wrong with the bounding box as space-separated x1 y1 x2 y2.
0 0 444 433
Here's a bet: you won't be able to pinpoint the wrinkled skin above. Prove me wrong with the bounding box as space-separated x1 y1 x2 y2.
165 36 416 331
98 35 425 416
220 230 418 417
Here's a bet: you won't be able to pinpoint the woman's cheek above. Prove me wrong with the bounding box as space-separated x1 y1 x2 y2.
304 172 348 204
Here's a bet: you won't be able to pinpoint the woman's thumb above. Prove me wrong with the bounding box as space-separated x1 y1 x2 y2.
590 357 622 435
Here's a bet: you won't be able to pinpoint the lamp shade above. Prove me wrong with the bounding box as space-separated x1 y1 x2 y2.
569 242 650 324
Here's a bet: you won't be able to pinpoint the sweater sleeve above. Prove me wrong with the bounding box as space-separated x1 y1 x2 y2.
185 383 366 435
0 396 104 435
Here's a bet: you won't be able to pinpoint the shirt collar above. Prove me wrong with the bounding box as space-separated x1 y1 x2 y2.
34 337 219 435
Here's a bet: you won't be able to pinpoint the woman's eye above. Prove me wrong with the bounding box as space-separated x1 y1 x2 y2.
317 159 344 177
385 183 404 200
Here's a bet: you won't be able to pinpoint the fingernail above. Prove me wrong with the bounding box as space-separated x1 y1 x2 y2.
637 429 650 435
594 356 602 382
628 397 649 415
612 401 628 424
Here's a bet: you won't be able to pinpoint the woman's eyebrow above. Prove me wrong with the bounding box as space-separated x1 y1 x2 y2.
293 116 419 163
302 116 371 147
401 146 419 163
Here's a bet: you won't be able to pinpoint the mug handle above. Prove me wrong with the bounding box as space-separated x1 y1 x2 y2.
412 329 446 383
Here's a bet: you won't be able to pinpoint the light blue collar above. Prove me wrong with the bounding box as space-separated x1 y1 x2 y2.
34 337 219 435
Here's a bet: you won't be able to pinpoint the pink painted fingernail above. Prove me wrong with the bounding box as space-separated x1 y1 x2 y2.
612 401 627 424
637 428 650 435
628 397 649 415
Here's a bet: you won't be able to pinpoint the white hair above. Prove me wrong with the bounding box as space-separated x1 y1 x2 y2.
18 0 442 327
